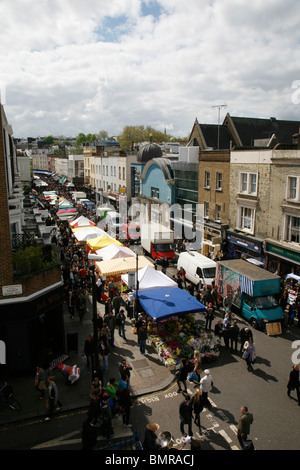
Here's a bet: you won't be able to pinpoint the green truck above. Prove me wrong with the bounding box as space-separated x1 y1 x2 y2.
216 259 284 330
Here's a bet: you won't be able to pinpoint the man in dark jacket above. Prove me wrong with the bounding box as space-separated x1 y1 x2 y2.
237 406 253 449
137 321 148 355
179 395 193 437
84 335 95 370
82 416 98 450
230 320 240 352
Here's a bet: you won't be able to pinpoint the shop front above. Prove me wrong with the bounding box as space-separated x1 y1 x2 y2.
226 230 264 263
265 239 300 277
0 286 65 377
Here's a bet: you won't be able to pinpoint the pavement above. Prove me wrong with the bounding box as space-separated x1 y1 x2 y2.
0 293 175 447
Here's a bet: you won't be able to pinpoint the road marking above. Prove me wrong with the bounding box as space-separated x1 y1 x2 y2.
31 430 81 449
218 429 233 443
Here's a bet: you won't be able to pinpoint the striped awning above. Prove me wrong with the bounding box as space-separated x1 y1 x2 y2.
95 256 153 276
240 276 254 297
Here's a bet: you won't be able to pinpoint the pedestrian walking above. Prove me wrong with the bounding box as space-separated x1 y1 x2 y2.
176 358 189 393
237 406 254 450
99 338 110 372
287 364 300 405
179 394 193 437
119 387 132 428
44 376 63 421
199 369 213 408
192 350 202 383
191 389 204 434
119 358 132 389
137 320 148 355
104 311 116 347
205 303 214 330
143 422 162 451
67 290 75 319
84 334 95 370
240 327 253 352
214 319 223 338
116 309 127 339
242 337 256 372
35 366 47 400
100 393 112 443
106 378 119 416
82 416 98 450
88 376 102 422
230 320 240 352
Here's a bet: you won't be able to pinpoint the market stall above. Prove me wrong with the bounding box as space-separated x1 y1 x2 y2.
95 256 154 291
121 265 177 291
69 215 96 228
73 226 107 242
128 273 220 368
95 244 135 261
285 273 300 304
86 234 123 251
147 314 221 369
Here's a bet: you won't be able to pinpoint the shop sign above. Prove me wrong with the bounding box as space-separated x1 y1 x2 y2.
2 284 22 296
265 242 300 264
227 233 261 253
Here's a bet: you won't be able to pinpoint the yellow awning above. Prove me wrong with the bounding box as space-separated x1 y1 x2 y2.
87 234 123 250
95 255 153 276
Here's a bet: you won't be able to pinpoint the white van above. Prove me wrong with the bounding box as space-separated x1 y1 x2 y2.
177 251 217 286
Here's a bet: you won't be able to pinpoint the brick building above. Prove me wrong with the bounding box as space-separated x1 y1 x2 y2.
0 103 64 377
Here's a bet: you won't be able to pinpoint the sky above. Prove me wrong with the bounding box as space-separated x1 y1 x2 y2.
1 0 300 139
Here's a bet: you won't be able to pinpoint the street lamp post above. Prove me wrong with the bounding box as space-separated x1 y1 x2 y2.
134 242 141 321
88 254 102 373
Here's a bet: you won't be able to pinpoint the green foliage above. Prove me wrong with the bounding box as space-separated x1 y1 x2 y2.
118 125 172 149
43 136 55 144
76 133 97 147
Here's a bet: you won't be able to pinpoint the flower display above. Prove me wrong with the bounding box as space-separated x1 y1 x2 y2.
148 314 221 368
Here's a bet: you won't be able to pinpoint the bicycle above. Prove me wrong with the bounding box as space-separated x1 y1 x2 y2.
0 381 22 412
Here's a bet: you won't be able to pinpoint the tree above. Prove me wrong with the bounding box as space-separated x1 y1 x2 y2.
43 136 55 145
118 125 172 150
75 133 97 147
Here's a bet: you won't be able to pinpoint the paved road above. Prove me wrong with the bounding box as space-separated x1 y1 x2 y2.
1 309 299 451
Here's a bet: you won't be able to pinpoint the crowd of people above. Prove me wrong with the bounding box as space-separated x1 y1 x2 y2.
32 179 299 451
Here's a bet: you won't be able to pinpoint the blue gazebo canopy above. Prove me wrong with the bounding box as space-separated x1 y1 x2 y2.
135 287 206 321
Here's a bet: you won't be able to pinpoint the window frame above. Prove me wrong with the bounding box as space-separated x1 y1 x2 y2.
239 171 258 196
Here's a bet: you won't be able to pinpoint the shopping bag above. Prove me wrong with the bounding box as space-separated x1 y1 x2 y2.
188 371 197 382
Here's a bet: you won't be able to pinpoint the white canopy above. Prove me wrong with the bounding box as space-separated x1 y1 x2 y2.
70 215 96 227
121 265 177 292
95 244 135 261
74 226 106 242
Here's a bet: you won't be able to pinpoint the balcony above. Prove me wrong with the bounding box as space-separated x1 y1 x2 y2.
12 243 60 279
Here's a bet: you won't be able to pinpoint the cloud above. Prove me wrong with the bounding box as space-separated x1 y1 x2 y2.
1 0 300 138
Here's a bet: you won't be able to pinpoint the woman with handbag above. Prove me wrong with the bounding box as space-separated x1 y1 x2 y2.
243 338 256 372
193 350 202 383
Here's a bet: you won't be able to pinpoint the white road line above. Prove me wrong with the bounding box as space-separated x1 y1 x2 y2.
230 424 237 434
31 430 80 449
218 429 233 444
